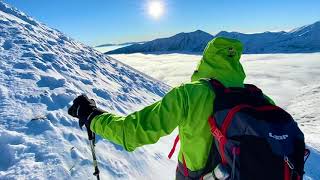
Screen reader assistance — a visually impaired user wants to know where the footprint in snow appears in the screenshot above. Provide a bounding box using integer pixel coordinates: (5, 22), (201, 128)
(26, 118), (54, 135)
(2, 40), (14, 50)
(13, 62), (33, 69)
(41, 53), (58, 62)
(36, 75), (66, 90)
(93, 88), (111, 101)
(33, 61), (49, 71)
(40, 92), (73, 111)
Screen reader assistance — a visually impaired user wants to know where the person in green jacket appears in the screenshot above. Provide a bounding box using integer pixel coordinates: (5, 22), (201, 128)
(68, 37), (273, 179)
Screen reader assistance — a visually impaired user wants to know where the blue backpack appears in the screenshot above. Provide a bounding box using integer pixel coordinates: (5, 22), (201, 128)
(207, 79), (309, 180)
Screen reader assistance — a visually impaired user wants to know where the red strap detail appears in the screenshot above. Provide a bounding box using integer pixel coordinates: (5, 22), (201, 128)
(221, 105), (281, 135)
(305, 149), (309, 155)
(182, 153), (189, 177)
(297, 175), (301, 180)
(232, 147), (240, 155)
(208, 105), (280, 165)
(284, 161), (290, 180)
(168, 135), (180, 159)
(221, 104), (249, 135)
(208, 116), (228, 165)
(208, 117), (224, 141)
(211, 79), (225, 88)
(224, 88), (232, 93)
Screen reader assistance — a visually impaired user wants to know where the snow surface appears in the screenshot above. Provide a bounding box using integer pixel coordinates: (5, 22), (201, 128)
(0, 2), (180, 180)
(111, 53), (320, 179)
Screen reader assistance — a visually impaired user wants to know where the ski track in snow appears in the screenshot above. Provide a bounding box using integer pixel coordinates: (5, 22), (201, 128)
(110, 53), (320, 179)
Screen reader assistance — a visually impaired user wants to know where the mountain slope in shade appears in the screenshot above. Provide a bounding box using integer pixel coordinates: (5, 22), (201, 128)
(106, 30), (214, 54)
(106, 21), (320, 54)
(0, 2), (178, 179)
(216, 21), (320, 53)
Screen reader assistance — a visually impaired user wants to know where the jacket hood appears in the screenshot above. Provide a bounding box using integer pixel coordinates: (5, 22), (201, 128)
(191, 37), (246, 87)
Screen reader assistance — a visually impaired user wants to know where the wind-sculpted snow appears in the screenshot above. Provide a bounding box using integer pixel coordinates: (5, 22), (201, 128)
(0, 2), (176, 179)
(287, 85), (320, 150)
(287, 85), (320, 179)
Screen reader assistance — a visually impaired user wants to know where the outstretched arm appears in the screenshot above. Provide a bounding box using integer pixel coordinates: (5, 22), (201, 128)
(90, 86), (188, 151)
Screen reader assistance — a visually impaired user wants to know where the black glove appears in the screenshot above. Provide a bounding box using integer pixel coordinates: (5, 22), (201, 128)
(68, 95), (104, 131)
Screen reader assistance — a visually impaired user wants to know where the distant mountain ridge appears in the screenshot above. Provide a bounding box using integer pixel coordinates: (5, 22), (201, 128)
(95, 41), (146, 48)
(106, 30), (214, 54)
(106, 21), (320, 54)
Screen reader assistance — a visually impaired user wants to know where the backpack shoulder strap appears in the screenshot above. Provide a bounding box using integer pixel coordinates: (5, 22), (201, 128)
(244, 84), (263, 95)
(208, 79), (270, 108)
(208, 78), (264, 96)
(208, 79), (226, 95)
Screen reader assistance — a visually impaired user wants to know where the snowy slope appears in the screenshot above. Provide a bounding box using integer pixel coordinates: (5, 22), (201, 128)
(106, 21), (320, 54)
(0, 2), (180, 180)
(111, 53), (320, 179)
(287, 84), (320, 179)
(287, 84), (320, 151)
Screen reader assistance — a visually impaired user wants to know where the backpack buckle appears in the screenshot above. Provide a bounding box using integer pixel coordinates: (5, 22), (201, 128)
(208, 116), (225, 143)
(284, 156), (295, 170)
(212, 128), (224, 143)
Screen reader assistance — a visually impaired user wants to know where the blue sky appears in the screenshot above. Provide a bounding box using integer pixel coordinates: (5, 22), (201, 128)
(4, 0), (320, 46)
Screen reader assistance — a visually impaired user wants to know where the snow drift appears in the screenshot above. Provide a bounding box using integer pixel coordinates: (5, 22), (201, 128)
(0, 2), (178, 179)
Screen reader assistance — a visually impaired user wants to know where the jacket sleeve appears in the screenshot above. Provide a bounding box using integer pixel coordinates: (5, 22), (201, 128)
(90, 86), (188, 151)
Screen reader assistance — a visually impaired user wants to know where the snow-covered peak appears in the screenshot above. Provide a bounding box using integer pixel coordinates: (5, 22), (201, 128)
(172, 29), (213, 39)
(106, 29), (214, 54)
(0, 1), (174, 179)
(105, 21), (320, 54)
(289, 21), (320, 33)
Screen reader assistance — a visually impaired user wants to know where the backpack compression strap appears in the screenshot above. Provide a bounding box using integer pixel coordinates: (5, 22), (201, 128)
(168, 136), (190, 177)
(209, 79), (262, 95)
(208, 78), (274, 166)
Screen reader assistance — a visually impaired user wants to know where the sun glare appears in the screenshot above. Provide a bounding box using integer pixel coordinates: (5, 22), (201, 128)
(148, 1), (164, 19)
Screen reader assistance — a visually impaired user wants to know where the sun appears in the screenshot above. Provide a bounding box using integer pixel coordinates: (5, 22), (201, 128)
(148, 1), (164, 19)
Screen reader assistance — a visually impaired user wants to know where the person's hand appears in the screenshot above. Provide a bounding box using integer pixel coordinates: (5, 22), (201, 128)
(68, 95), (104, 131)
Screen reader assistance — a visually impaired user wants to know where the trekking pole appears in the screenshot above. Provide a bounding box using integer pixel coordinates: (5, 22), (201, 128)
(87, 129), (100, 180)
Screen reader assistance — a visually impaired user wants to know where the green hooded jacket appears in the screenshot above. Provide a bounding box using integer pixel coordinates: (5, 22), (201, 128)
(90, 37), (274, 172)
